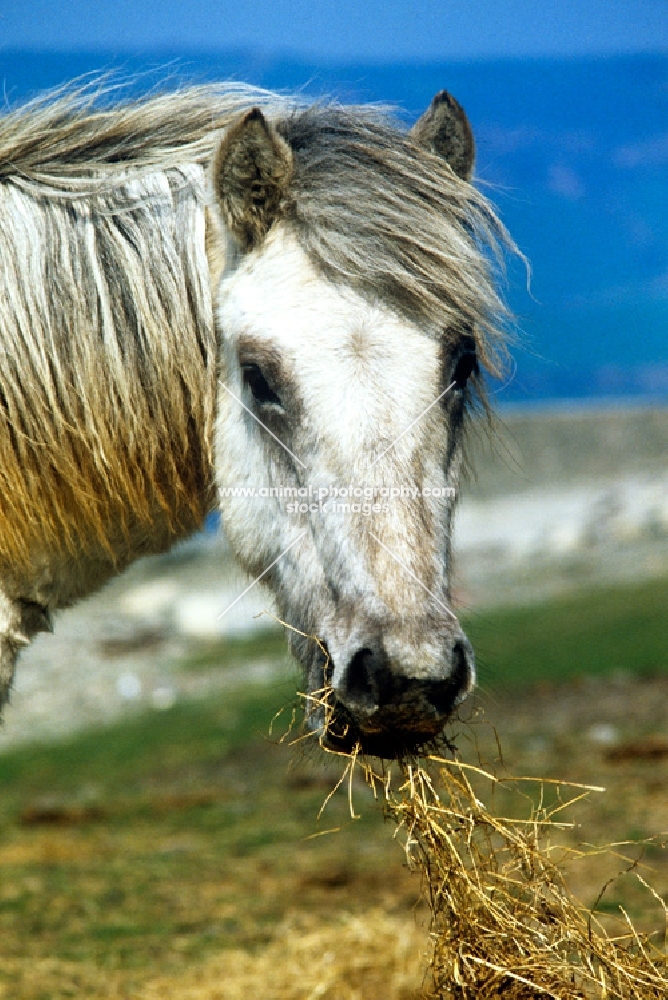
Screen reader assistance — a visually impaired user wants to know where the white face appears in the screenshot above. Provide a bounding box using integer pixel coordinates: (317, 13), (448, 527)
(214, 226), (474, 756)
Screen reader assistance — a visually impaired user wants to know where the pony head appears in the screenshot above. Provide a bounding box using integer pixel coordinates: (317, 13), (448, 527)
(209, 93), (508, 758)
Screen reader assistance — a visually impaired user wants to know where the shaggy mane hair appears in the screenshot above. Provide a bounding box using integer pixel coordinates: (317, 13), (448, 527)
(0, 81), (511, 571)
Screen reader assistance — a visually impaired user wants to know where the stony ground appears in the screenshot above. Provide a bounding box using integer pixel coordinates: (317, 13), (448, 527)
(0, 535), (284, 749)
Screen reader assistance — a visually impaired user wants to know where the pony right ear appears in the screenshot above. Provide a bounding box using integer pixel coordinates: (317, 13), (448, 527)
(212, 108), (293, 252)
(410, 90), (475, 181)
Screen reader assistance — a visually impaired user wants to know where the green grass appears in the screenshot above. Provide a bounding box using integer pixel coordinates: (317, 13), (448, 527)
(0, 671), (300, 805)
(178, 628), (288, 673)
(0, 674), (403, 994)
(462, 577), (668, 692)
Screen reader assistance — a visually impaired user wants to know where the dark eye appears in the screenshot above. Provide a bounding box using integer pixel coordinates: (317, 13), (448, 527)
(450, 336), (479, 389)
(452, 350), (478, 389)
(242, 364), (282, 407)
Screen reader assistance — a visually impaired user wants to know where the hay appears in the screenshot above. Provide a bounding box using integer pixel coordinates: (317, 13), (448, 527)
(355, 753), (668, 1000)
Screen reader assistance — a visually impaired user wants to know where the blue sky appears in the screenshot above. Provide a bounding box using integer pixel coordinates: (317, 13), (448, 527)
(1, 0), (667, 60)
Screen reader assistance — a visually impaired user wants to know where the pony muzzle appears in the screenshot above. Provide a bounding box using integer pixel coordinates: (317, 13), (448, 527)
(309, 629), (476, 758)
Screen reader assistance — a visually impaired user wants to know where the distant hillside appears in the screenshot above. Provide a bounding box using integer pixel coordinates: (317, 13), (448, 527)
(1, 51), (666, 403)
(465, 403), (668, 496)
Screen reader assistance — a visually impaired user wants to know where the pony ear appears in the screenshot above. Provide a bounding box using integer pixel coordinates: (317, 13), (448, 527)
(410, 90), (475, 181)
(212, 108), (293, 252)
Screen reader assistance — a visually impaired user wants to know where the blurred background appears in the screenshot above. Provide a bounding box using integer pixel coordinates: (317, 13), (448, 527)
(0, 5), (667, 998)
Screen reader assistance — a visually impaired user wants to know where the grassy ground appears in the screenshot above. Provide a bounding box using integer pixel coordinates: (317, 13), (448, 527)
(0, 674), (426, 998)
(0, 578), (667, 998)
(465, 576), (668, 690)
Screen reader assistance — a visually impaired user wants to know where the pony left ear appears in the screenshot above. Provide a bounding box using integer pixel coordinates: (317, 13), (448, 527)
(410, 90), (475, 181)
(212, 107), (293, 252)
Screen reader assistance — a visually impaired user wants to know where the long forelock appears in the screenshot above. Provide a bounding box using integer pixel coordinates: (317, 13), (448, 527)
(275, 105), (515, 382)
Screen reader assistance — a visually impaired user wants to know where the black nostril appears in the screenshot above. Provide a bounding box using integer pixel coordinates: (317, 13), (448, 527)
(337, 646), (389, 715)
(346, 648), (376, 702)
(425, 641), (472, 716)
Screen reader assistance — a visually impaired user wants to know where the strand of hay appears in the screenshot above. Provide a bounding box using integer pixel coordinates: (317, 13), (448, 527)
(361, 754), (668, 1000)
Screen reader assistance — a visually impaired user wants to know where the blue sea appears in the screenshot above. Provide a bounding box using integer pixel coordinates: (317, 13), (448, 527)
(1, 49), (667, 406)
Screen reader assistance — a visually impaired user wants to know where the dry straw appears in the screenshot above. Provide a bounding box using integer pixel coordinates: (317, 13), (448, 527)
(271, 619), (668, 998)
(374, 754), (667, 999)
